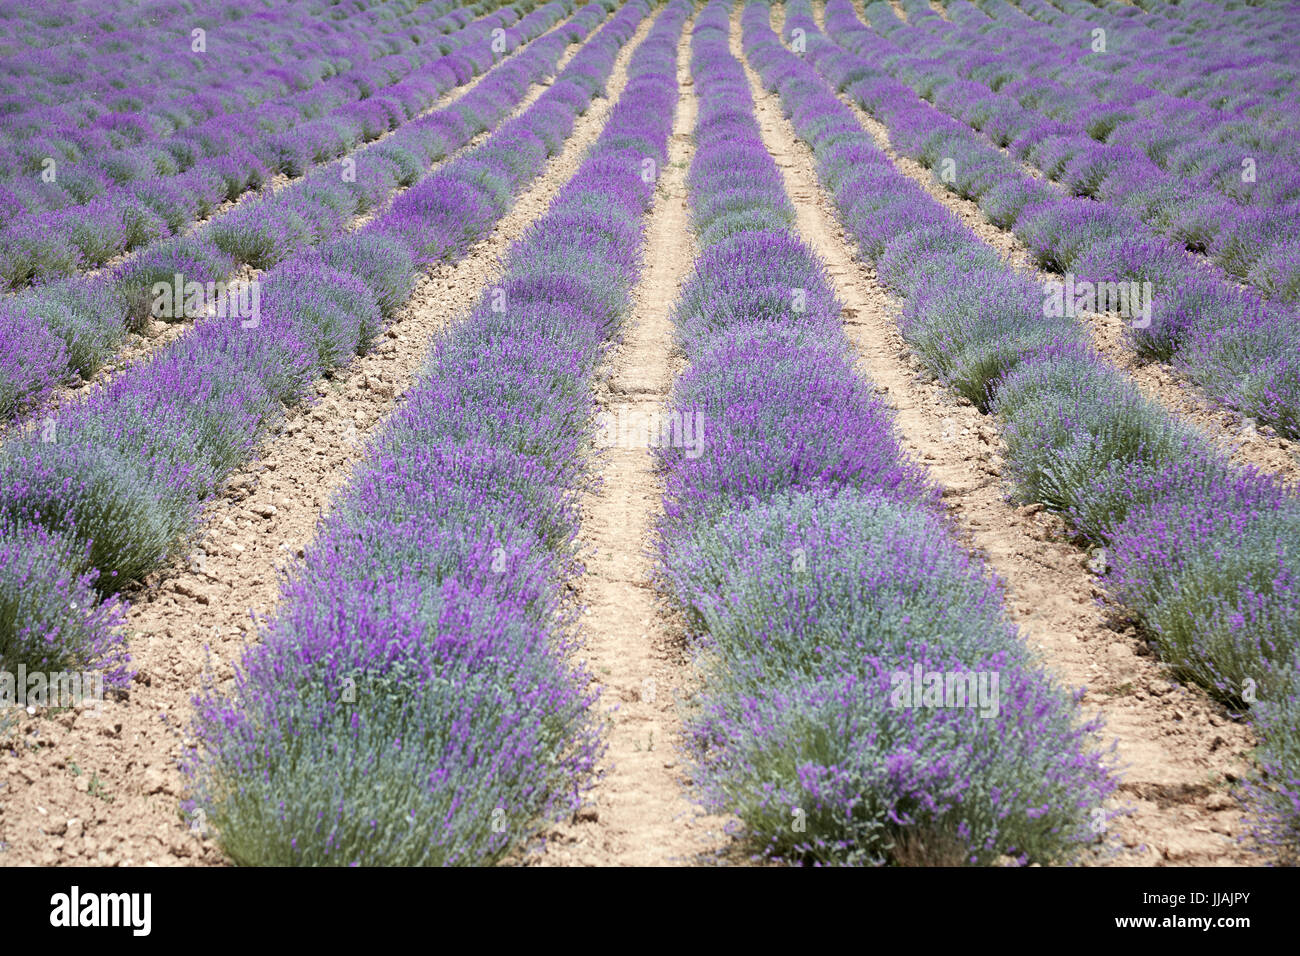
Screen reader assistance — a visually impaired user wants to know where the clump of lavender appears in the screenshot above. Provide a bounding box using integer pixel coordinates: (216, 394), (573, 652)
(1104, 459), (1300, 704)
(114, 237), (237, 328)
(13, 277), (128, 379)
(1243, 658), (1300, 866)
(0, 306), (69, 419)
(0, 520), (129, 689)
(0, 221), (83, 290)
(207, 201), (315, 269)
(318, 233), (416, 320)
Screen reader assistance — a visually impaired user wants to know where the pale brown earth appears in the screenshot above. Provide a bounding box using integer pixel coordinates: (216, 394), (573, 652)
(0, 14), (655, 867)
(533, 14), (739, 867)
(756, 1), (1256, 866)
(813, 2), (1299, 483)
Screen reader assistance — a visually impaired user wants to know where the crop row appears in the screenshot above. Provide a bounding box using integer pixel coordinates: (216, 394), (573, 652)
(995, 0), (1297, 73)
(761, 0), (1299, 861)
(887, 0), (1300, 299)
(648, 0), (1115, 866)
(0, 0), (588, 423)
(0, 0), (372, 121)
(0, 1), (542, 288)
(817, 0), (1300, 440)
(0, 0), (479, 178)
(0, 0), (619, 695)
(183, 0), (690, 866)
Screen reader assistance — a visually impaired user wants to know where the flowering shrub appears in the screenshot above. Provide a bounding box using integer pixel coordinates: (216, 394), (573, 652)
(185, 0), (691, 866)
(647, 0), (1118, 866)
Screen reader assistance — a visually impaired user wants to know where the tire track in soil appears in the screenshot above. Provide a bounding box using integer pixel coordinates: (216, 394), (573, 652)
(16, 11), (608, 436)
(0, 15), (659, 868)
(532, 14), (737, 868)
(823, 1), (1299, 479)
(748, 3), (1256, 866)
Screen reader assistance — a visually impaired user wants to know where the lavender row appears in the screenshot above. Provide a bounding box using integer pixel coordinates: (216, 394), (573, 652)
(646, 0), (1116, 866)
(976, 0), (1300, 94)
(182, 0), (685, 867)
(0, 1), (472, 184)
(0, 0), (477, 168)
(848, 0), (1300, 301)
(816, 0), (1300, 440)
(755, 0), (1300, 863)
(0, 0), (620, 696)
(0, 2), (543, 287)
(0, 1), (589, 425)
(1018, 0), (1298, 70)
(858, 1), (1300, 256)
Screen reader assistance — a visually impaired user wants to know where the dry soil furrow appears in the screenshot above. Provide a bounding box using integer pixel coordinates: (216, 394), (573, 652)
(0, 16), (658, 868)
(745, 3), (1255, 866)
(808, 2), (1298, 481)
(533, 15), (735, 868)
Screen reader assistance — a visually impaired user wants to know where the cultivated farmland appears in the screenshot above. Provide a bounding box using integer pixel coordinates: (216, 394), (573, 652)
(0, 0), (1297, 872)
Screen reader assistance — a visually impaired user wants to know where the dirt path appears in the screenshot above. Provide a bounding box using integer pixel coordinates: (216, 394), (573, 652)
(0, 14), (659, 868)
(533, 15), (736, 867)
(749, 3), (1256, 866)
(810, 3), (1298, 481)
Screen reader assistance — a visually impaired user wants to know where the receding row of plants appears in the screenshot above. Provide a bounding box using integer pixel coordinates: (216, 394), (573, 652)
(755, 0), (1300, 863)
(0, 0), (441, 150)
(183, 0), (691, 866)
(0, 0), (475, 143)
(643, 0), (1117, 867)
(969, 0), (1300, 107)
(0, 0), (515, 242)
(0, 1), (622, 704)
(819, 0), (1300, 441)
(0, 1), (592, 425)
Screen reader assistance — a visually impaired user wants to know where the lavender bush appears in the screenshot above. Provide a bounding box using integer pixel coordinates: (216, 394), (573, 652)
(184, 0), (685, 866)
(649, 0), (1117, 866)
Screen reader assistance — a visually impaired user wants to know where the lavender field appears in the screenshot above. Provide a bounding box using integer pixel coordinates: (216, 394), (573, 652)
(0, 0), (1297, 871)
